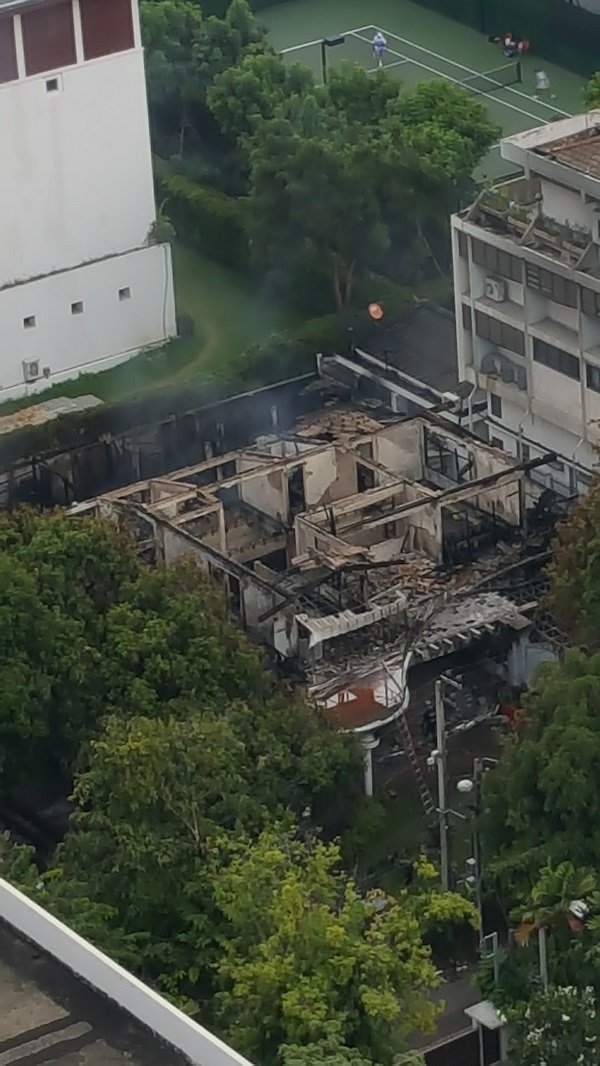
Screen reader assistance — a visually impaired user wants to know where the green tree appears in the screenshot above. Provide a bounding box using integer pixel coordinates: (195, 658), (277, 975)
(385, 80), (499, 179)
(280, 1023), (384, 1066)
(192, 0), (266, 89)
(140, 0), (205, 147)
(507, 985), (599, 1066)
(247, 122), (389, 308)
(0, 831), (132, 963)
(0, 510), (137, 789)
(482, 651), (600, 901)
(508, 860), (600, 994)
(585, 71), (600, 109)
(210, 833), (478, 1063)
(207, 52), (314, 142)
(323, 64), (402, 127)
(546, 479), (600, 644)
(243, 71), (497, 307)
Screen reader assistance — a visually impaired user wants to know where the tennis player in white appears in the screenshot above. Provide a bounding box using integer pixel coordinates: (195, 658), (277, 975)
(372, 31), (387, 69)
(534, 69), (555, 100)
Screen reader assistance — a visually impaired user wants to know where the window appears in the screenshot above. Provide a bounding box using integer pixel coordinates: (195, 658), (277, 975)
(118, 287), (131, 301)
(490, 394), (502, 418)
(491, 436), (504, 450)
(22, 1), (76, 76)
(474, 310), (525, 356)
(356, 463), (375, 493)
(586, 362), (600, 394)
(383, 522), (396, 539)
(46, 77), (59, 92)
(457, 231), (468, 258)
(581, 286), (600, 318)
(0, 17), (18, 84)
(525, 263), (578, 308)
(520, 443), (531, 462)
(471, 238), (521, 281)
(80, 0), (135, 60)
(71, 301), (84, 315)
(533, 338), (580, 380)
(23, 315), (36, 329)
(461, 303), (472, 332)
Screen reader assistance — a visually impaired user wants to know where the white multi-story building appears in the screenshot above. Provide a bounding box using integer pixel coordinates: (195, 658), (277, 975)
(0, 0), (176, 399)
(451, 110), (600, 495)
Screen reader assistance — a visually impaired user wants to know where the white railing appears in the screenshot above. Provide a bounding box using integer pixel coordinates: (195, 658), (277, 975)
(0, 879), (253, 1066)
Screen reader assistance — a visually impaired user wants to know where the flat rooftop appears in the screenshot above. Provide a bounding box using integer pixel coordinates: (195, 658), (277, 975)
(0, 921), (188, 1066)
(357, 303), (459, 394)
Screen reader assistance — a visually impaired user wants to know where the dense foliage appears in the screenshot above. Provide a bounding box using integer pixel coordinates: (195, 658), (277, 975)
(478, 477), (600, 1012)
(142, 0), (499, 311)
(0, 510), (480, 1065)
(482, 652), (600, 898)
(507, 985), (600, 1066)
(546, 478), (600, 645)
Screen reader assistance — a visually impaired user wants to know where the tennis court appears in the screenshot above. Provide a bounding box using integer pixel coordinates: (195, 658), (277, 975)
(263, 0), (588, 179)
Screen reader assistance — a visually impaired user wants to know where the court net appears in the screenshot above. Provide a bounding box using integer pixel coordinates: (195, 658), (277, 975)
(458, 60), (521, 96)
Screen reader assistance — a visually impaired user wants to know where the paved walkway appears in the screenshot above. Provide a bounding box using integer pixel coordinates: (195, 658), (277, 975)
(407, 970), (480, 1050)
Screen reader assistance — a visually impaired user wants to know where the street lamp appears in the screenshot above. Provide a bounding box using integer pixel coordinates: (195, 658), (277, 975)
(320, 35), (345, 84)
(457, 758), (498, 953)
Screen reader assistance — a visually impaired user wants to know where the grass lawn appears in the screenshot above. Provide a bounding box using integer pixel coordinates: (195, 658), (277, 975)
(0, 244), (301, 416)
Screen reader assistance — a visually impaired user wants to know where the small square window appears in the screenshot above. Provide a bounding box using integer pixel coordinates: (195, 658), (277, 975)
(118, 287), (131, 301)
(491, 436), (504, 451)
(46, 78), (59, 92)
(23, 315), (36, 329)
(71, 301), (84, 315)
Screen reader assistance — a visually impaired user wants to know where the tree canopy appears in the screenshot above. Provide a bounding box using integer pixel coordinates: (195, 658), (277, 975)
(142, 0), (499, 309)
(482, 651), (600, 900)
(546, 478), (600, 645)
(0, 509), (480, 1065)
(507, 985), (599, 1066)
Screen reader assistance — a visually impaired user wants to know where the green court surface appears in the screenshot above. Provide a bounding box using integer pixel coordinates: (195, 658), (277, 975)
(263, 0), (588, 179)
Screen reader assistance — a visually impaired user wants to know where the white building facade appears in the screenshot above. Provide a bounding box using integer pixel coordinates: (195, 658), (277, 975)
(0, 0), (176, 399)
(451, 111), (600, 496)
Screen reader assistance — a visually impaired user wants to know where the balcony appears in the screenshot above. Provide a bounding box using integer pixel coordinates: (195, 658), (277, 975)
(529, 317), (579, 352)
(476, 350), (527, 392)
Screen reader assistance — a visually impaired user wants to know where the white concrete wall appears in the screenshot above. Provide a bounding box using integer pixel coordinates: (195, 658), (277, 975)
(540, 180), (591, 231)
(373, 421), (423, 480)
(0, 243), (176, 398)
(240, 468), (286, 523)
(0, 49), (157, 285)
(0, 879), (253, 1066)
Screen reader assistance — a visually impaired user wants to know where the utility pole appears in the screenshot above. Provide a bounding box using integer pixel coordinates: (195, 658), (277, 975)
(472, 758), (485, 952)
(539, 925), (549, 989)
(435, 679), (450, 891)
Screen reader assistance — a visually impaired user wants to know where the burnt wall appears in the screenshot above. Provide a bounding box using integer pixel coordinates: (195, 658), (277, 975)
(0, 375), (320, 510)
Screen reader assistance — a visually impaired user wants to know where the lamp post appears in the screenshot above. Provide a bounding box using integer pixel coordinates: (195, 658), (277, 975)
(457, 757), (498, 952)
(427, 675), (463, 891)
(320, 35), (345, 84)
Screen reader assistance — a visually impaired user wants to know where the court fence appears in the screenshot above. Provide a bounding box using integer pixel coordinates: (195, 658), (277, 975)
(412, 0), (600, 80)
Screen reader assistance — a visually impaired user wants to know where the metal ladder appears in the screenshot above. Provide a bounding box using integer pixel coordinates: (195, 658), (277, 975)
(396, 711), (436, 815)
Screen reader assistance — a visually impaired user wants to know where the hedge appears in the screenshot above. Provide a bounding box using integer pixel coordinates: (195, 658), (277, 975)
(234, 314), (354, 386)
(0, 316), (342, 463)
(154, 161), (249, 273)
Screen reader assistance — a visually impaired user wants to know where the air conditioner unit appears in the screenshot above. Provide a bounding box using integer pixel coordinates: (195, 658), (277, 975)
(480, 352), (500, 377)
(484, 276), (507, 302)
(22, 359), (40, 383)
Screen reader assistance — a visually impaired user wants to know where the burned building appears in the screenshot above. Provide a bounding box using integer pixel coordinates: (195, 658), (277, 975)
(73, 402), (562, 790)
